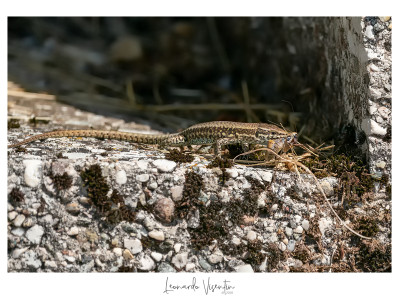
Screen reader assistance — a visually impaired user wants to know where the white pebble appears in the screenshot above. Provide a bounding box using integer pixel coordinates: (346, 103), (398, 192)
(23, 160), (42, 188)
(25, 225), (44, 244)
(186, 263), (196, 271)
(234, 264), (254, 273)
(8, 211), (18, 221)
(172, 252), (188, 269)
(138, 255), (155, 271)
(13, 214), (26, 227)
(115, 170), (127, 185)
(365, 25), (374, 39)
(246, 230), (257, 241)
(170, 186), (184, 201)
(301, 219), (310, 231)
(124, 238), (142, 254)
(148, 230), (165, 241)
(208, 251), (224, 264)
(137, 160), (149, 171)
(151, 252), (163, 262)
(12, 247), (29, 258)
(136, 173), (150, 183)
(174, 243), (182, 253)
(153, 159), (177, 172)
(67, 226), (79, 236)
(319, 217), (333, 236)
(113, 247), (123, 256)
(294, 226), (303, 234)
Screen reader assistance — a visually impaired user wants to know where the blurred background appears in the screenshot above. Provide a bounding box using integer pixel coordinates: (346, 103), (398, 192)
(8, 17), (332, 143)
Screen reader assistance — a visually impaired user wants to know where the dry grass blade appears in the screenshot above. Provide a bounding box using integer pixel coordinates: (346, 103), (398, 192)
(233, 147), (372, 240)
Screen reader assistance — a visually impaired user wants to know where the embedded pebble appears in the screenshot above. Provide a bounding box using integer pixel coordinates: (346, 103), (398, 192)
(137, 160), (149, 170)
(44, 261), (57, 269)
(23, 250), (42, 269)
(174, 243), (182, 253)
(154, 197), (175, 223)
(301, 219), (310, 231)
(123, 249), (134, 260)
(170, 186), (183, 201)
(285, 227), (293, 236)
(370, 119), (387, 136)
(136, 173), (150, 183)
(11, 227), (25, 236)
(115, 170), (127, 185)
(22, 217), (34, 228)
(65, 202), (80, 215)
(171, 252), (188, 269)
(186, 263), (196, 271)
(124, 238), (142, 254)
(232, 237), (241, 245)
(138, 255), (155, 271)
(199, 257), (212, 271)
(319, 218), (333, 236)
(320, 181), (334, 197)
(246, 230), (257, 241)
(25, 224), (44, 244)
(294, 226), (303, 234)
(23, 160), (42, 188)
(67, 226), (79, 236)
(278, 241), (286, 251)
(151, 252), (163, 262)
(13, 214), (26, 227)
(158, 262), (176, 273)
(12, 247), (29, 259)
(153, 159), (176, 172)
(113, 247), (123, 256)
(208, 251), (224, 264)
(148, 230), (165, 241)
(376, 161), (386, 169)
(287, 240), (296, 252)
(8, 211), (18, 221)
(365, 25), (374, 39)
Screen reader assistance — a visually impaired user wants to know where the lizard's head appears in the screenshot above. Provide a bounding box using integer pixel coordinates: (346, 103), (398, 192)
(255, 124), (297, 152)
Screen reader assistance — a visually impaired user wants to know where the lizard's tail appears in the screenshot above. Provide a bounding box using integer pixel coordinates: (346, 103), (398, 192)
(8, 130), (182, 148)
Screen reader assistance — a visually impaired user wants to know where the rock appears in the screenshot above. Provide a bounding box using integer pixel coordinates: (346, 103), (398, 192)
(23, 160), (42, 187)
(158, 262), (176, 273)
(11, 227), (25, 236)
(22, 217), (34, 228)
(171, 252), (188, 269)
(23, 250), (42, 270)
(138, 255), (155, 271)
(320, 181), (334, 197)
(170, 186), (184, 201)
(44, 260), (57, 269)
(148, 181), (158, 190)
(154, 198), (175, 223)
(174, 243), (182, 253)
(376, 161), (386, 169)
(301, 219), (310, 231)
(12, 247), (29, 258)
(115, 170), (127, 185)
(8, 211), (18, 221)
(25, 225), (44, 244)
(136, 173), (150, 183)
(124, 238), (142, 254)
(13, 214), (26, 227)
(137, 160), (148, 170)
(294, 226), (303, 234)
(287, 240), (296, 252)
(246, 230), (257, 241)
(65, 202), (80, 215)
(208, 251), (224, 264)
(151, 252), (163, 262)
(199, 257), (212, 271)
(67, 226), (79, 236)
(123, 249), (134, 260)
(149, 230), (165, 241)
(278, 241), (286, 251)
(85, 229), (98, 243)
(113, 247), (123, 256)
(234, 264), (254, 273)
(232, 237), (241, 245)
(365, 25), (374, 39)
(186, 263), (196, 271)
(143, 217), (156, 231)
(319, 217), (333, 236)
(285, 227), (293, 236)
(153, 159), (177, 172)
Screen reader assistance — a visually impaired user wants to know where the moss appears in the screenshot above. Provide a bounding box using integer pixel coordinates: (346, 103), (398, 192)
(175, 171), (204, 218)
(9, 187), (25, 204)
(8, 119), (20, 129)
(266, 243), (286, 272)
(292, 244), (311, 263)
(354, 216), (379, 238)
(207, 157), (233, 185)
(56, 152), (67, 159)
(49, 171), (73, 190)
(80, 164), (134, 224)
(356, 240), (391, 272)
(165, 148), (194, 163)
(117, 265), (135, 272)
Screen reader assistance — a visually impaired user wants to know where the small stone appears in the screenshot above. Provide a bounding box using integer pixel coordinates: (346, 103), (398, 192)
(113, 247), (123, 256)
(115, 170), (127, 185)
(123, 249), (134, 260)
(232, 237), (241, 245)
(226, 169), (238, 178)
(285, 227), (293, 236)
(246, 230), (257, 241)
(13, 214), (26, 227)
(67, 226), (79, 236)
(137, 160), (148, 170)
(278, 241), (286, 252)
(319, 217), (333, 236)
(380, 16), (391, 22)
(12, 247), (29, 258)
(153, 159), (177, 172)
(149, 230), (165, 241)
(171, 252), (188, 269)
(124, 238), (142, 254)
(136, 173), (150, 183)
(186, 263), (196, 271)
(65, 256), (76, 263)
(25, 224), (44, 244)
(23, 160), (42, 188)
(11, 227), (25, 236)
(65, 202), (80, 215)
(287, 240), (296, 252)
(320, 181), (334, 197)
(23, 250), (42, 270)
(170, 186), (184, 201)
(154, 198), (175, 223)
(143, 217), (156, 231)
(174, 243), (182, 253)
(148, 181), (158, 190)
(151, 252), (163, 262)
(370, 119), (387, 136)
(22, 217), (34, 228)
(235, 264), (254, 273)
(199, 257), (212, 271)
(208, 251), (224, 264)
(369, 63), (380, 72)
(301, 219), (310, 231)
(85, 229), (98, 243)
(8, 211), (18, 221)
(365, 25), (374, 39)
(138, 255), (155, 271)
(376, 161), (386, 169)
(294, 226), (303, 234)
(44, 261), (57, 269)
(158, 262), (176, 273)
(271, 204), (278, 211)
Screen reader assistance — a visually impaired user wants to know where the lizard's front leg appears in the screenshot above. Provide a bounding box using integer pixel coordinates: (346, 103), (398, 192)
(213, 137), (239, 157)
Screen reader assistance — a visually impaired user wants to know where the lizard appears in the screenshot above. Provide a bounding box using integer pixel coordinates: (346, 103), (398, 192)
(8, 121), (297, 156)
